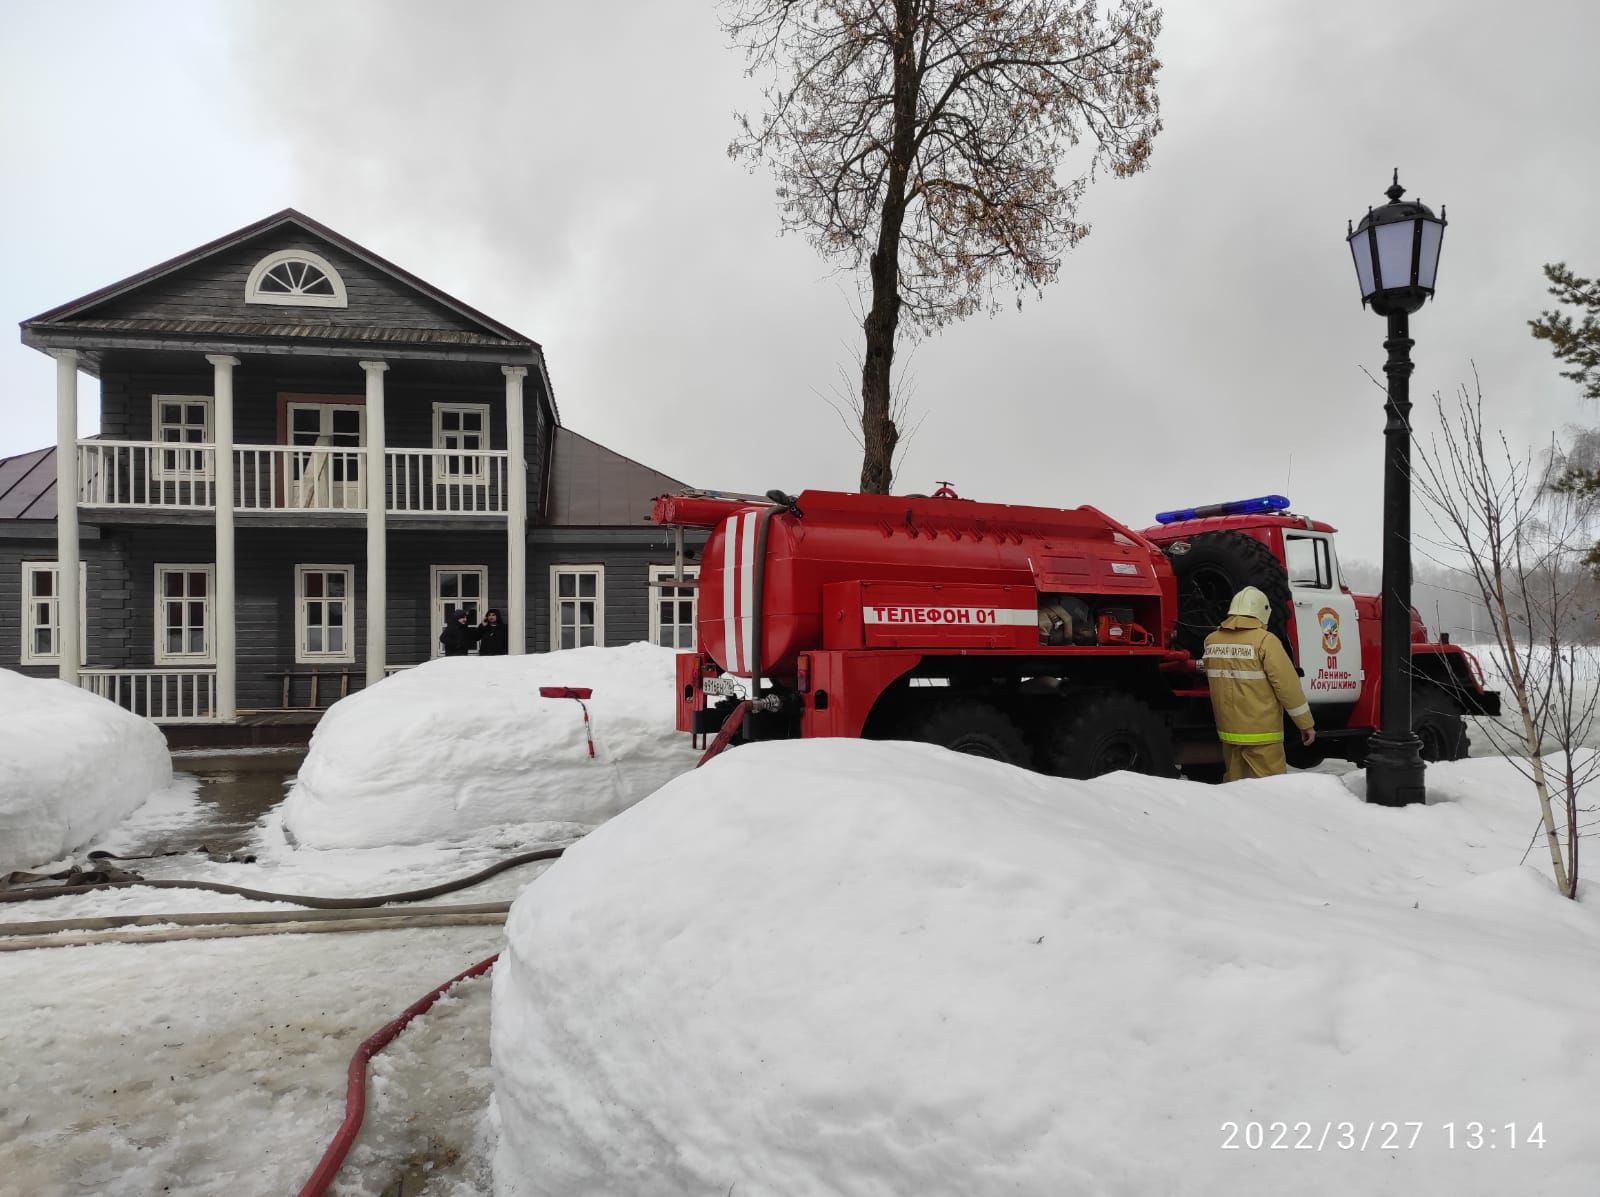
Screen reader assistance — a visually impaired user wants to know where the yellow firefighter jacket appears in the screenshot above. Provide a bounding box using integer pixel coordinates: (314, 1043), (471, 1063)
(1202, 615), (1315, 745)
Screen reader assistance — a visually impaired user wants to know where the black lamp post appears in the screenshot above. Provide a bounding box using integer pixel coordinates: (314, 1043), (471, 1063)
(1346, 170), (1447, 807)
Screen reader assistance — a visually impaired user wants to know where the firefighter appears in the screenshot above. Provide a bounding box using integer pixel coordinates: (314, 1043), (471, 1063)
(1203, 586), (1315, 780)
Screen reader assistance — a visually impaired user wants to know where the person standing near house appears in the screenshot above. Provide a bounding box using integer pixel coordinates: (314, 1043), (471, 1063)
(1203, 586), (1315, 780)
(439, 607), (477, 657)
(476, 608), (509, 656)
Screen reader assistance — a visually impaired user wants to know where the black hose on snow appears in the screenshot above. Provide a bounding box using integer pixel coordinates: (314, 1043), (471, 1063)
(0, 846), (566, 908)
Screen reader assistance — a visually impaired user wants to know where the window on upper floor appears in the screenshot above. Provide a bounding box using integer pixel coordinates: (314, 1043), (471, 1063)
(433, 404), (490, 484)
(152, 395), (213, 482)
(245, 249), (348, 309)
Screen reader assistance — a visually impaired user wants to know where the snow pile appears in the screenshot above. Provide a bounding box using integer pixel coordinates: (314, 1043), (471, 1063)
(492, 742), (1600, 1197)
(282, 643), (699, 849)
(0, 670), (172, 874)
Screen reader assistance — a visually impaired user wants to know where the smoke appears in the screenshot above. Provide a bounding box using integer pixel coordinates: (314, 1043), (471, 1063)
(224, 0), (1600, 553)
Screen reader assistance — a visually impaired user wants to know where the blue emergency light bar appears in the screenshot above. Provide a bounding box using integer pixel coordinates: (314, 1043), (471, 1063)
(1154, 495), (1291, 524)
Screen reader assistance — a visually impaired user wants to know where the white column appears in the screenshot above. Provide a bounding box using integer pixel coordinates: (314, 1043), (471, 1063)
(361, 361), (389, 684)
(207, 355), (240, 720)
(503, 365), (529, 654)
(53, 350), (80, 686)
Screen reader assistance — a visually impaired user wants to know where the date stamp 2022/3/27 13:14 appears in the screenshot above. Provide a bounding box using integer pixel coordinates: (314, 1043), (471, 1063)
(1220, 1121), (1546, 1151)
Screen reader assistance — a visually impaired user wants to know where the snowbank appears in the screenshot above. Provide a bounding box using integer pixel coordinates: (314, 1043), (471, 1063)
(0, 670), (172, 874)
(282, 643), (700, 849)
(492, 742), (1599, 1197)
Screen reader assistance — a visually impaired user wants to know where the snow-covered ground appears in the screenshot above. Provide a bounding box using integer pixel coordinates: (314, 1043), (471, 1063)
(0, 670), (173, 874)
(492, 741), (1599, 1197)
(282, 643), (699, 849)
(3, 642), (1594, 1197)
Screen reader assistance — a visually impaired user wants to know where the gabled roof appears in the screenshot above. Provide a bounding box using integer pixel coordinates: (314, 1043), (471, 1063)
(545, 428), (690, 526)
(0, 446), (56, 521)
(23, 208), (539, 349)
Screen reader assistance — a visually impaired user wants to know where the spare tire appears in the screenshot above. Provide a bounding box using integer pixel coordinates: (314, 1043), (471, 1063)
(1166, 530), (1293, 658)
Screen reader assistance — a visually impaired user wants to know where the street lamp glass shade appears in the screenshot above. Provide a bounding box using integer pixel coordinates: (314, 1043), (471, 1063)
(1346, 172), (1446, 316)
(1417, 218), (1444, 290)
(1373, 222), (1414, 292)
(1349, 231), (1376, 297)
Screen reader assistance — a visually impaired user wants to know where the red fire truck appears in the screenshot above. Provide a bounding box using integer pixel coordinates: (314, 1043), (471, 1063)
(653, 488), (1500, 778)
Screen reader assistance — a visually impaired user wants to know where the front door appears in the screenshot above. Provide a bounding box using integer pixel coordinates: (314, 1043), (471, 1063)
(288, 404), (365, 509)
(1283, 532), (1363, 705)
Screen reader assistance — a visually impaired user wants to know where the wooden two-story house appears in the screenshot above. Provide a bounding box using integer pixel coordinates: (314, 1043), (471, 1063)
(3, 210), (703, 725)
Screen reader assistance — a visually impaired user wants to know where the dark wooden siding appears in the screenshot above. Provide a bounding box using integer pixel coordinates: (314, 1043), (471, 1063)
(79, 228), (486, 333)
(0, 535), (128, 677)
(384, 532), (510, 666)
(528, 529), (706, 652)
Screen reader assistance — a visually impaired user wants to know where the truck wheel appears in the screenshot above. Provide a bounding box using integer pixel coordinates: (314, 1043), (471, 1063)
(1167, 531), (1293, 658)
(900, 699), (1029, 767)
(1045, 691), (1176, 779)
(1413, 685), (1470, 761)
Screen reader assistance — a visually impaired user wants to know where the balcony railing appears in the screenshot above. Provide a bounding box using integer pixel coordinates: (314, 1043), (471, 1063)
(236, 445), (367, 512)
(386, 448), (508, 515)
(75, 442), (509, 515)
(79, 441), (216, 509)
(80, 669), (218, 723)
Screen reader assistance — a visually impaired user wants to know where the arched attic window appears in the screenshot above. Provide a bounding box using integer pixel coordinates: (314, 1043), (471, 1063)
(245, 249), (348, 308)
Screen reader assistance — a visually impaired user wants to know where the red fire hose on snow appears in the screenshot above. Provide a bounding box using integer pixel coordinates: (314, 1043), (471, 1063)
(298, 684), (733, 1195)
(296, 953), (500, 1197)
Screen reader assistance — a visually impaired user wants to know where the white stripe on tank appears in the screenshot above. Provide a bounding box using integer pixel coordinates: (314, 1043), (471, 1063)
(722, 514), (739, 672)
(739, 510), (758, 676)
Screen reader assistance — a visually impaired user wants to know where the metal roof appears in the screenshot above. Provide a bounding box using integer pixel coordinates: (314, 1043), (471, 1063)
(58, 317), (527, 348)
(544, 428), (691, 527)
(0, 446), (56, 521)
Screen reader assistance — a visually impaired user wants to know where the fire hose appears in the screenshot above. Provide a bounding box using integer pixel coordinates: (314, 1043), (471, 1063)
(0, 846), (566, 907)
(295, 705), (759, 1194)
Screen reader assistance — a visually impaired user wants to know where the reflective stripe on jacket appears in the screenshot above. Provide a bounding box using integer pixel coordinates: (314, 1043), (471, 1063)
(1202, 615), (1314, 744)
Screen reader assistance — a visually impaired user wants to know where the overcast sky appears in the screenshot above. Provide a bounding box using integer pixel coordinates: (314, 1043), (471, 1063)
(3, 0), (1596, 562)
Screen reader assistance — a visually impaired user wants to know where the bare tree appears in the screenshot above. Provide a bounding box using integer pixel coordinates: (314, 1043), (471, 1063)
(724, 0), (1163, 492)
(1413, 377), (1596, 899)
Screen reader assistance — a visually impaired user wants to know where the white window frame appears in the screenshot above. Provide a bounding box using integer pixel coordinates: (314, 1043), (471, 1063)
(154, 564), (216, 665)
(648, 564), (698, 650)
(295, 565), (356, 664)
(432, 403), (491, 485)
(287, 402), (366, 508)
(244, 248), (349, 308)
(430, 565), (489, 658)
(550, 565), (605, 650)
(19, 562), (87, 666)
(151, 394), (214, 484)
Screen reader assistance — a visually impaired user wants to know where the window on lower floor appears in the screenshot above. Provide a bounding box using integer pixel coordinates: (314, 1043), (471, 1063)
(19, 562), (86, 665)
(296, 566), (355, 663)
(649, 564), (698, 649)
(432, 566), (487, 657)
(155, 565), (215, 664)
(551, 565), (604, 649)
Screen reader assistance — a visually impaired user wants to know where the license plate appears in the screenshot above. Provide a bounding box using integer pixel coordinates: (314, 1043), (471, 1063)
(702, 675), (745, 698)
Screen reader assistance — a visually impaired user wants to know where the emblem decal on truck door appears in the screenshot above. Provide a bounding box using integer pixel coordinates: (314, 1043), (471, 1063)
(1318, 607), (1342, 654)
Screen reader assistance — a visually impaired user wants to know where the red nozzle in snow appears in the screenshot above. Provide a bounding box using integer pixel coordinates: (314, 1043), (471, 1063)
(539, 687), (596, 757)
